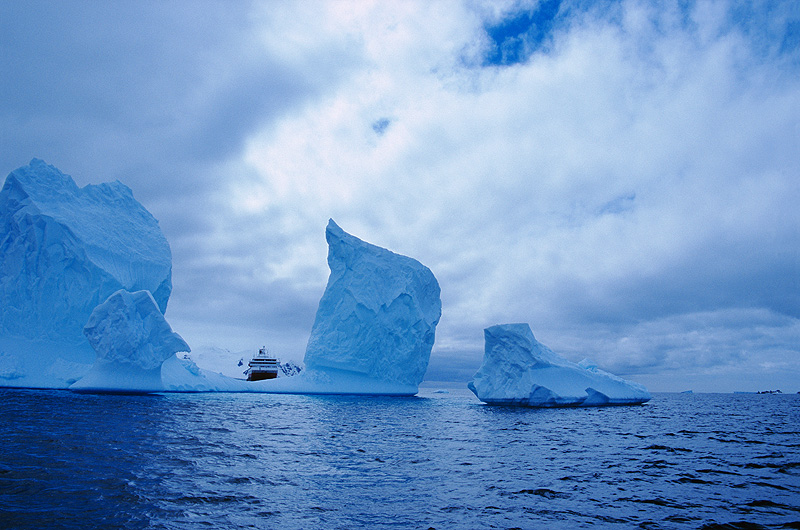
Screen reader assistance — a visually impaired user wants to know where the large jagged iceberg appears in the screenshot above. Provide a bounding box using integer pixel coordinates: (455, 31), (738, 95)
(70, 290), (190, 393)
(246, 219), (442, 395)
(468, 323), (651, 406)
(0, 159), (173, 388)
(304, 220), (441, 387)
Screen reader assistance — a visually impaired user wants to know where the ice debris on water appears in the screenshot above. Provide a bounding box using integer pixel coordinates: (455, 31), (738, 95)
(468, 323), (651, 407)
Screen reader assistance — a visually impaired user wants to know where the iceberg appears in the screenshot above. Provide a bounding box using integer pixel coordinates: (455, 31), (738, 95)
(468, 323), (651, 406)
(0, 159), (173, 388)
(70, 290), (190, 393)
(300, 220), (441, 390)
(227, 219), (442, 395)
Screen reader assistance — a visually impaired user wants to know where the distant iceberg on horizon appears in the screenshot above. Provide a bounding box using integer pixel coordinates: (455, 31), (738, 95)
(468, 323), (651, 407)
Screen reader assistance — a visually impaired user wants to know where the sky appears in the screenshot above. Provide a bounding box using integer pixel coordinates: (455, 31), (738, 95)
(1, 0), (798, 392)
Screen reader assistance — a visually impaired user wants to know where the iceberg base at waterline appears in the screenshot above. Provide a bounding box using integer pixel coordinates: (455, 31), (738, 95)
(0, 348), (419, 395)
(468, 323), (651, 407)
(161, 360), (419, 395)
(60, 288), (347, 394)
(0, 337), (94, 389)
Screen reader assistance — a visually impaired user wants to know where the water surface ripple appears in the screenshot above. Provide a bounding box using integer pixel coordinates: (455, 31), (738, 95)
(1, 389), (798, 529)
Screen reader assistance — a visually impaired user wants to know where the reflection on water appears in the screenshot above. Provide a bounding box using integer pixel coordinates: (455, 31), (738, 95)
(1, 389), (798, 529)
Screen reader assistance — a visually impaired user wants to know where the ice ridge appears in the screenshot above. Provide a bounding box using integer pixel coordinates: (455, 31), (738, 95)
(71, 289), (190, 393)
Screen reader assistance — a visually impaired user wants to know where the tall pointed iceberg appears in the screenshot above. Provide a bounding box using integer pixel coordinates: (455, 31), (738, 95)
(304, 220), (442, 387)
(241, 219), (442, 395)
(0, 159), (173, 388)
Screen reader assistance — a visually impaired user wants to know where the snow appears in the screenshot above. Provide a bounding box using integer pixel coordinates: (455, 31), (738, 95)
(0, 159), (172, 388)
(181, 345), (255, 380)
(0, 337), (93, 388)
(468, 323), (651, 407)
(183, 345), (302, 380)
(70, 290), (189, 392)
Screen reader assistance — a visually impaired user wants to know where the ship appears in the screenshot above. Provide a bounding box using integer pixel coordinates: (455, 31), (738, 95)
(245, 347), (279, 381)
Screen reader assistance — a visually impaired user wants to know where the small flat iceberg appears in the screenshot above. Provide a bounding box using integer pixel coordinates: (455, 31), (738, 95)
(468, 323), (651, 407)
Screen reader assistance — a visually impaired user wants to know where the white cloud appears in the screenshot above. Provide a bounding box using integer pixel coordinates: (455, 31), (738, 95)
(226, 0), (800, 389)
(2, 0), (797, 390)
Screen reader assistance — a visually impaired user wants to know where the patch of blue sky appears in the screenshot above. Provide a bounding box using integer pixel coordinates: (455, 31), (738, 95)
(371, 117), (391, 136)
(781, 21), (800, 55)
(477, 0), (799, 68)
(727, 1), (800, 61)
(597, 193), (636, 216)
(482, 0), (563, 66)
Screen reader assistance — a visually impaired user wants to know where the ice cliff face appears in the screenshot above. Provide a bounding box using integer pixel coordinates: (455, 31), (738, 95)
(468, 323), (651, 407)
(0, 159), (172, 344)
(303, 220), (442, 389)
(71, 289), (189, 392)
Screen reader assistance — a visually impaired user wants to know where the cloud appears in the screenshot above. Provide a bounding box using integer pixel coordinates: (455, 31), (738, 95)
(557, 308), (800, 393)
(2, 0), (798, 391)
(0, 0), (360, 362)
(0, 0), (352, 197)
(235, 0), (799, 387)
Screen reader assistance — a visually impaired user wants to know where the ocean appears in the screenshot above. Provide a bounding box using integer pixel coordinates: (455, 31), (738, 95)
(1, 388), (798, 529)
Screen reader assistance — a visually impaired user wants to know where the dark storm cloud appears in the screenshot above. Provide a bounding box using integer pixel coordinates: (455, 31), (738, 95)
(0, 0), (358, 357)
(0, 0), (340, 197)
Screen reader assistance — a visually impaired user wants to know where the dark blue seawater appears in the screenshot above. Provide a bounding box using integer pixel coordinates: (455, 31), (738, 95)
(1, 389), (798, 530)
